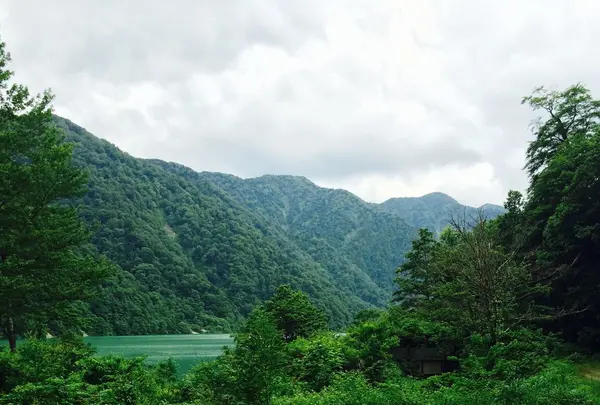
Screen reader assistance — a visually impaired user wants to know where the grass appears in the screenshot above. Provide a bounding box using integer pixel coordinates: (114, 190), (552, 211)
(573, 361), (600, 402)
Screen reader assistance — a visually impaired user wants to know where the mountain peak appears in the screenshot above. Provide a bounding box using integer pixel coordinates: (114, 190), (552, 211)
(378, 191), (504, 234)
(256, 174), (314, 185)
(418, 192), (459, 205)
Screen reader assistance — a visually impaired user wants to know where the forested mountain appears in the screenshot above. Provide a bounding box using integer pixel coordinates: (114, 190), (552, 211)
(379, 192), (505, 234)
(52, 116), (502, 336)
(161, 168), (417, 289)
(5, 20), (600, 402)
(56, 117), (401, 335)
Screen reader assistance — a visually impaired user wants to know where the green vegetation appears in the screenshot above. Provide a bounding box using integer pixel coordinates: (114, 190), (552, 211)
(54, 117), (499, 335)
(379, 191), (505, 234)
(3, 31), (600, 403)
(2, 291), (600, 404)
(263, 285), (327, 343)
(58, 117), (383, 334)
(497, 84), (600, 351)
(191, 171), (419, 290)
(0, 40), (113, 351)
(394, 217), (561, 345)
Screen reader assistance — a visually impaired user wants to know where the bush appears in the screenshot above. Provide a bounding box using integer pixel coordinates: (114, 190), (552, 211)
(0, 337), (94, 393)
(273, 372), (424, 405)
(0, 338), (181, 405)
(461, 328), (559, 380)
(287, 332), (347, 391)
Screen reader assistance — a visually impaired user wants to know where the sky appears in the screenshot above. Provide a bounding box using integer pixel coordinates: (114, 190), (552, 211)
(0, 0), (598, 206)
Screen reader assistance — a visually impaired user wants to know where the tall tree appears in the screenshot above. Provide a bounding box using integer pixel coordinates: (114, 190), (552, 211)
(508, 84), (600, 348)
(393, 228), (438, 308)
(522, 129), (600, 347)
(263, 285), (327, 343)
(232, 308), (287, 405)
(0, 39), (112, 350)
(522, 84), (600, 180)
(394, 215), (563, 344)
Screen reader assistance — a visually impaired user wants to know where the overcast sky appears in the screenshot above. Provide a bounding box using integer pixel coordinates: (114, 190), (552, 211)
(0, 0), (598, 206)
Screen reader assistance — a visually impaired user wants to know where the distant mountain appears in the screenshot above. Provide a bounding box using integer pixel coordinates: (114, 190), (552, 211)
(56, 117), (413, 335)
(378, 192), (506, 234)
(161, 169), (417, 290)
(52, 115), (505, 336)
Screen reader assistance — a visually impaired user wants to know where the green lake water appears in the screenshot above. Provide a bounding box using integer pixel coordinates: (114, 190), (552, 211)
(87, 334), (234, 375)
(3, 334), (234, 376)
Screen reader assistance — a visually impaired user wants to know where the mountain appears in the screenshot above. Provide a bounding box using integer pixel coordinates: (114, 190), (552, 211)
(53, 116), (504, 336)
(56, 117), (399, 335)
(157, 168), (417, 290)
(379, 192), (506, 234)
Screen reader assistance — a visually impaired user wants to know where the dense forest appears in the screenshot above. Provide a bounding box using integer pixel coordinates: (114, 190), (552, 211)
(4, 34), (600, 404)
(379, 191), (506, 234)
(46, 116), (501, 336)
(57, 116), (377, 334)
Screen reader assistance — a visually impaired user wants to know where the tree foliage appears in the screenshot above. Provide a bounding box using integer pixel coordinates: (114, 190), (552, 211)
(0, 39), (112, 350)
(522, 84), (600, 179)
(234, 309), (288, 405)
(394, 214), (559, 344)
(499, 84), (600, 349)
(263, 285), (327, 343)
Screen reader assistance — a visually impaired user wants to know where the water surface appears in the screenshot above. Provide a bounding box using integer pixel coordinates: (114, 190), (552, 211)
(87, 334), (234, 375)
(2, 334), (234, 376)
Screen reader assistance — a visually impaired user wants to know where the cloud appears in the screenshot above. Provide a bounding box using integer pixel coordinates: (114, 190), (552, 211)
(1, 0), (599, 206)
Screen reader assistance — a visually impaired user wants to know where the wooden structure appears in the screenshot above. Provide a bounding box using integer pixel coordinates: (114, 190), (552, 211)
(390, 346), (458, 376)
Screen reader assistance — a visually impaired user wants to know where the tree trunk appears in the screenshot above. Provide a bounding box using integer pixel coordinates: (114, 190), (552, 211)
(6, 317), (16, 352)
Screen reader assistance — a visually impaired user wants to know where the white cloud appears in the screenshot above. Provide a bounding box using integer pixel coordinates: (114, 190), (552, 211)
(316, 162), (503, 207)
(1, 0), (599, 206)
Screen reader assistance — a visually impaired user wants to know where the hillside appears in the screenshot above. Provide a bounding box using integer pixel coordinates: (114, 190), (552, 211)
(53, 116), (504, 336)
(379, 192), (506, 234)
(56, 117), (392, 335)
(156, 167), (417, 290)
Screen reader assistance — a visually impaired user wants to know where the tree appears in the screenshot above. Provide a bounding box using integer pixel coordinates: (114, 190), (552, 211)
(522, 129), (600, 347)
(350, 308), (383, 326)
(494, 190), (526, 251)
(502, 84), (600, 348)
(394, 215), (562, 345)
(393, 228), (438, 308)
(232, 308), (287, 405)
(522, 83), (600, 180)
(0, 38), (112, 351)
(263, 285), (327, 343)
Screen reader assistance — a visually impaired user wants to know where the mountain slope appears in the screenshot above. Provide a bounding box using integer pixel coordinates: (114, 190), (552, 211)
(379, 192), (506, 234)
(154, 168), (417, 291)
(56, 117), (380, 334)
(53, 116), (504, 336)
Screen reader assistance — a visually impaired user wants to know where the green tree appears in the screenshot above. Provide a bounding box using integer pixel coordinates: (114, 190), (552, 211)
(506, 84), (600, 348)
(0, 39), (112, 350)
(351, 308), (383, 326)
(287, 333), (347, 392)
(495, 190), (526, 251)
(264, 285), (327, 343)
(394, 216), (559, 344)
(233, 308), (287, 405)
(393, 228), (438, 308)
(522, 83), (600, 179)
(523, 129), (600, 347)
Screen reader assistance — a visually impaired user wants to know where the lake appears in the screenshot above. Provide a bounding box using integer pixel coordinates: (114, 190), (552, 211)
(3, 334), (234, 376)
(88, 334), (234, 375)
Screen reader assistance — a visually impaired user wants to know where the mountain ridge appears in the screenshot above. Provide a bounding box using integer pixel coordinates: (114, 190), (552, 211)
(53, 115), (505, 335)
(379, 193), (505, 234)
(145, 160), (500, 211)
